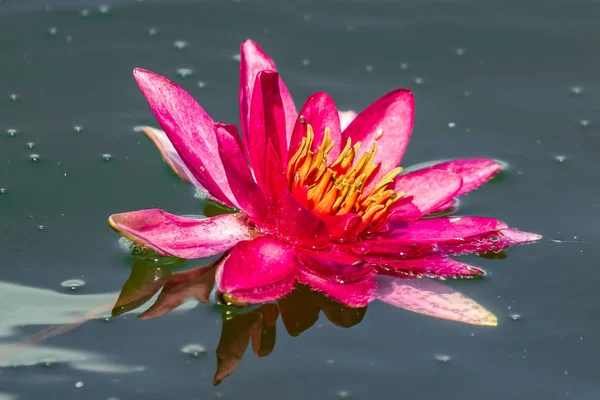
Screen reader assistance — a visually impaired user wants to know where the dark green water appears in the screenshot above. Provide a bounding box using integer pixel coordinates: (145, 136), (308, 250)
(1, 0), (599, 398)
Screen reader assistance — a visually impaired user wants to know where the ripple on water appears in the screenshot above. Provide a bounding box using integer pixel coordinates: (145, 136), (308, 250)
(60, 279), (86, 290)
(181, 343), (206, 357)
(434, 354), (452, 363)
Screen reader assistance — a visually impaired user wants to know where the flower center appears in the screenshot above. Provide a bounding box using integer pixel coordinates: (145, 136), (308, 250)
(286, 124), (405, 229)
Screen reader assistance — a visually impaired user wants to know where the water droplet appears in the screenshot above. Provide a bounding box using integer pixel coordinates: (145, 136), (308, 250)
(301, 58), (311, 67)
(554, 155), (567, 163)
(102, 153), (113, 161)
(173, 40), (188, 50)
(399, 62), (409, 70)
(29, 154), (40, 162)
(80, 8), (90, 17)
(75, 381), (85, 388)
(326, 359), (335, 365)
(98, 5), (111, 14)
(61, 279), (86, 290)
(48, 27), (59, 36)
(454, 47), (466, 56)
(197, 81), (207, 89)
(26, 142), (35, 149)
(73, 125), (83, 132)
(580, 119), (590, 127)
(414, 77), (425, 85)
(0, 188), (6, 194)
(434, 354), (452, 363)
(214, 392), (225, 398)
(448, 122), (456, 128)
(176, 68), (193, 78)
(336, 390), (351, 398)
(564, 370), (569, 376)
(6, 128), (17, 137)
(9, 93), (18, 101)
(38, 225), (45, 231)
(231, 53), (241, 63)
(570, 86), (583, 95)
(509, 313), (521, 321)
(365, 65), (373, 73)
(148, 27), (158, 36)
(181, 343), (206, 357)
(39, 358), (55, 367)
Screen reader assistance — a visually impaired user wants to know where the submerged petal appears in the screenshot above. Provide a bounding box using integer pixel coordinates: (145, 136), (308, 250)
(394, 169), (463, 216)
(375, 275), (498, 326)
(108, 209), (250, 259)
(133, 69), (238, 207)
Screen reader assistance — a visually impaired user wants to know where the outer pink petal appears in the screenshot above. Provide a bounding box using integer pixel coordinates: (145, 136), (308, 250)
(438, 228), (542, 255)
(247, 71), (289, 180)
(239, 40), (296, 149)
(373, 256), (484, 279)
(215, 237), (296, 295)
(296, 267), (376, 308)
(289, 92), (343, 161)
(343, 89), (414, 191)
(427, 158), (500, 197)
(338, 110), (357, 131)
(394, 169), (463, 216)
(214, 123), (271, 222)
(108, 209), (250, 259)
(375, 275), (498, 326)
(133, 68), (237, 208)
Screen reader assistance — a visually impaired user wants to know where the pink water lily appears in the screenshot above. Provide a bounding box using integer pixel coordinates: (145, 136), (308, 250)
(109, 40), (541, 326)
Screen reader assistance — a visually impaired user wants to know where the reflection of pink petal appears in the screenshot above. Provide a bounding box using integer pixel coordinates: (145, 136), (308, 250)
(425, 158), (500, 198)
(216, 237), (296, 294)
(375, 275), (497, 326)
(108, 209), (250, 259)
(343, 89), (414, 192)
(133, 68), (237, 208)
(338, 110), (357, 131)
(394, 169), (462, 216)
(289, 92), (343, 161)
(296, 267), (376, 308)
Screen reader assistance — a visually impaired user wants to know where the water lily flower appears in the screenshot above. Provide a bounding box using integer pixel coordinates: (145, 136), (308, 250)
(109, 40), (541, 326)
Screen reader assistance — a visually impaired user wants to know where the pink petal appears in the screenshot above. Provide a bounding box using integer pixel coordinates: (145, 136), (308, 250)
(138, 126), (203, 188)
(247, 71), (289, 181)
(338, 110), (357, 131)
(108, 209), (250, 259)
(427, 158), (500, 197)
(214, 123), (271, 222)
(239, 40), (296, 150)
(296, 266), (376, 308)
(375, 275), (498, 326)
(133, 68), (237, 208)
(295, 245), (374, 283)
(439, 227), (542, 255)
(289, 92), (343, 161)
(373, 256), (484, 279)
(215, 237), (296, 298)
(322, 214), (362, 241)
(393, 169), (463, 216)
(343, 89), (414, 191)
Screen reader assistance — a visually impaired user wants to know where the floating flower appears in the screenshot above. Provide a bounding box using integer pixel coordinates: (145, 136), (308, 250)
(109, 40), (541, 326)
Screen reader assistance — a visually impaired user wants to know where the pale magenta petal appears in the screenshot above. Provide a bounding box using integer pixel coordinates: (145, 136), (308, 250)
(214, 123), (271, 222)
(239, 40), (296, 149)
(289, 92), (343, 161)
(343, 89), (414, 191)
(373, 256), (484, 279)
(133, 68), (237, 208)
(215, 237), (296, 295)
(427, 158), (500, 197)
(498, 228), (542, 244)
(296, 267), (376, 308)
(108, 209), (250, 259)
(338, 110), (357, 131)
(375, 275), (498, 326)
(394, 169), (463, 216)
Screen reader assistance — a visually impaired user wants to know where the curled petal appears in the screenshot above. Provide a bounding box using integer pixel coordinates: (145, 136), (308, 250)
(296, 267), (376, 308)
(108, 209), (250, 259)
(133, 68), (237, 207)
(394, 169), (463, 216)
(427, 158), (500, 197)
(240, 40), (296, 150)
(289, 92), (343, 161)
(375, 275), (498, 326)
(338, 110), (357, 131)
(215, 237), (296, 298)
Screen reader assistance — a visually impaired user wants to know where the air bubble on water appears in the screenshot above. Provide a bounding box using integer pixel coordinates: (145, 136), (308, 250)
(102, 153), (113, 161)
(148, 27), (158, 35)
(181, 343), (206, 357)
(454, 47), (467, 56)
(39, 358), (55, 367)
(579, 119), (590, 127)
(448, 122), (456, 128)
(75, 381), (84, 388)
(0, 188), (6, 194)
(9, 93), (18, 101)
(570, 86), (583, 95)
(336, 390), (351, 398)
(80, 8), (90, 17)
(509, 313), (521, 321)
(7, 128), (17, 137)
(198, 81), (207, 89)
(98, 5), (111, 14)
(61, 279), (86, 290)
(231, 53), (241, 63)
(30, 154), (40, 162)
(27, 142), (35, 149)
(173, 40), (188, 50)
(48, 27), (59, 35)
(176, 68), (193, 78)
(365, 65), (373, 73)
(73, 125), (83, 132)
(301, 58), (311, 67)
(414, 77), (425, 85)
(434, 354), (451, 363)
(563, 370), (569, 376)
(399, 62), (409, 70)
(38, 225), (45, 231)
(554, 155), (567, 163)
(326, 359), (335, 365)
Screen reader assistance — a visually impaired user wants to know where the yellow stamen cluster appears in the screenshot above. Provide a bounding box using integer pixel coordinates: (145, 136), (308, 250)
(286, 124), (405, 230)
